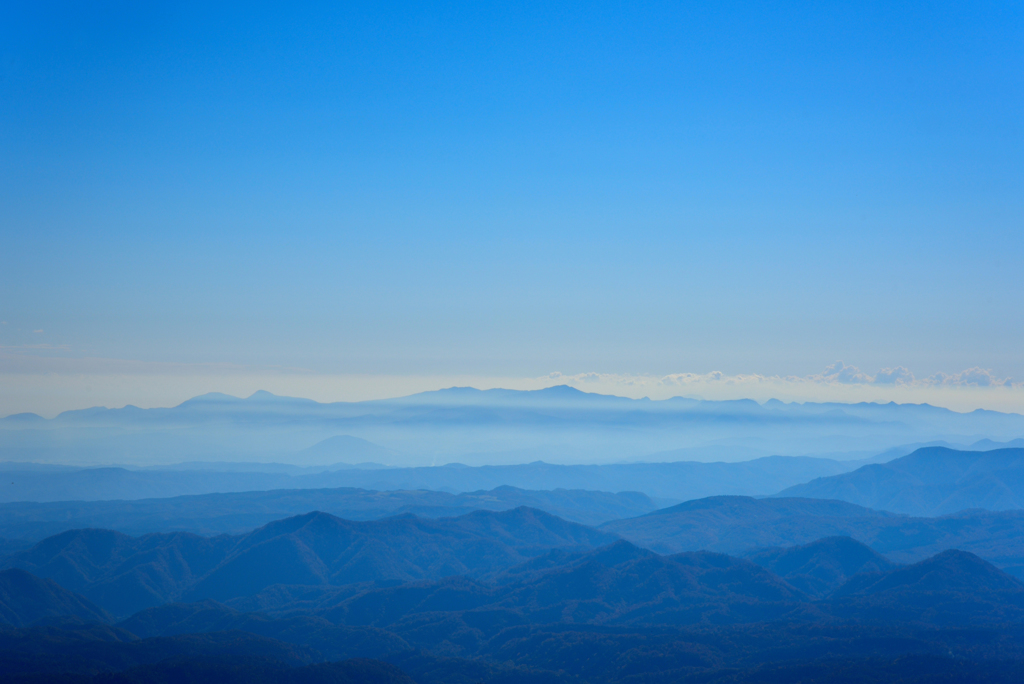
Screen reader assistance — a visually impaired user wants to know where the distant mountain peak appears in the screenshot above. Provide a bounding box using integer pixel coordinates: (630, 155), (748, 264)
(778, 446), (1024, 516)
(583, 539), (653, 566)
(176, 392), (243, 406)
(0, 412), (46, 423)
(246, 390), (278, 400)
(534, 384), (587, 395)
(745, 536), (898, 598)
(835, 548), (1022, 598)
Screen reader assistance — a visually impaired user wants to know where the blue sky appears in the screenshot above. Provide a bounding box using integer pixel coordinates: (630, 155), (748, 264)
(1, 1), (1022, 414)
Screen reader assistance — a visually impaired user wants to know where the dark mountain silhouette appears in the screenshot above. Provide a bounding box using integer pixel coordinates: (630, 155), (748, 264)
(7, 542), (1024, 683)
(231, 540), (1024, 662)
(94, 657), (417, 684)
(0, 623), (317, 679)
(119, 600), (409, 661)
(3, 508), (617, 616)
(0, 485), (657, 541)
(508, 541), (808, 625)
(0, 568), (111, 626)
(5, 620), (1024, 684)
(831, 550), (1024, 625)
(779, 447), (1024, 515)
(0, 620), (570, 684)
(745, 536), (898, 597)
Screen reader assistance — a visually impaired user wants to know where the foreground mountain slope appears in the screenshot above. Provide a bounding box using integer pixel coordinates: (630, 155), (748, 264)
(0, 623), (318, 677)
(831, 549), (1024, 625)
(3, 529), (236, 616)
(94, 658), (418, 684)
(779, 447), (1024, 515)
(0, 568), (111, 626)
(9, 540), (1024, 683)
(119, 600), (409, 661)
(745, 536), (898, 597)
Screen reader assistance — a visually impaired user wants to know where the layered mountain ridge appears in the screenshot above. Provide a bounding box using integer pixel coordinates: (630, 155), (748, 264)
(780, 446), (1024, 515)
(5, 387), (1022, 468)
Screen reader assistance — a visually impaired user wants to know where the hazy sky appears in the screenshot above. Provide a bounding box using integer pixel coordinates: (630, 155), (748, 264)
(2, 1), (1022, 415)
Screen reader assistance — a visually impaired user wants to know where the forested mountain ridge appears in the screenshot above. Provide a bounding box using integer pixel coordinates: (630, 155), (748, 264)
(745, 536), (898, 597)
(2, 507), (618, 617)
(0, 567), (111, 626)
(600, 494), (1024, 576)
(0, 485), (656, 541)
(5, 525), (1024, 683)
(779, 447), (1024, 515)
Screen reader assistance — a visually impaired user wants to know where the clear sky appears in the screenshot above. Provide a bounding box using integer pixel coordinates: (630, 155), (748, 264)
(1, 1), (1022, 416)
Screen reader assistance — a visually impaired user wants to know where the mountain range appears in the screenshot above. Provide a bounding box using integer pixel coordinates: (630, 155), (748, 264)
(6, 442), (1016, 506)
(745, 535), (898, 597)
(5, 503), (1024, 683)
(4, 386), (1023, 467)
(779, 446), (1024, 515)
(6, 527), (1023, 633)
(0, 454), (871, 504)
(0, 485), (658, 540)
(1, 507), (617, 617)
(599, 494), (1024, 575)
(7, 430), (1024, 681)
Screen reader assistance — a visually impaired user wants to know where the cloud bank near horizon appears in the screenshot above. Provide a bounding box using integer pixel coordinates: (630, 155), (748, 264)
(1, 350), (1022, 418)
(554, 360), (1017, 393)
(542, 362), (1021, 412)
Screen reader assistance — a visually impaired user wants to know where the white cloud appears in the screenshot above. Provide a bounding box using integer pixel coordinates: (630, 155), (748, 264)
(816, 361), (874, 384)
(540, 363), (1023, 413)
(544, 363), (1018, 393)
(872, 366), (915, 385)
(923, 367), (1011, 387)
